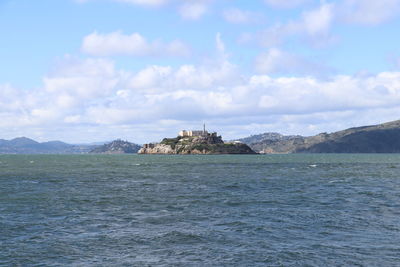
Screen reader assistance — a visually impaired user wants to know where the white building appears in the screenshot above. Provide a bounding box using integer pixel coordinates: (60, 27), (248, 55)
(179, 124), (211, 137)
(178, 130), (208, 137)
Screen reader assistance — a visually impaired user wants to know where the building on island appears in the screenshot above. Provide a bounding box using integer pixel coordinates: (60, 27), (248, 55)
(179, 130), (208, 137)
(179, 124), (217, 137)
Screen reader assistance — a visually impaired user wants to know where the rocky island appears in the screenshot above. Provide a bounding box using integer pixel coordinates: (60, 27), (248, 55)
(138, 127), (256, 154)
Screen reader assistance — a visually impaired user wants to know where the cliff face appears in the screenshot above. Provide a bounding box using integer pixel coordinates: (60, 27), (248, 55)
(139, 135), (256, 154)
(250, 119), (400, 153)
(139, 144), (175, 154)
(90, 140), (141, 154)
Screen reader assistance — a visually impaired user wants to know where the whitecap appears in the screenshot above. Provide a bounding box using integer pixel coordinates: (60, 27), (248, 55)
(329, 180), (345, 184)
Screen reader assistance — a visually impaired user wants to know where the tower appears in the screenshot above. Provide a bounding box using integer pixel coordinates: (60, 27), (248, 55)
(203, 123), (206, 135)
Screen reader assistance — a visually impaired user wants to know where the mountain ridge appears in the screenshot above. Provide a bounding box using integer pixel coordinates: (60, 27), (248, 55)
(0, 137), (98, 154)
(248, 119), (400, 153)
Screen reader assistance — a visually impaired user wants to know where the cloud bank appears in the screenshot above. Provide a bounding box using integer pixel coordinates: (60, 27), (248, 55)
(2, 50), (400, 142)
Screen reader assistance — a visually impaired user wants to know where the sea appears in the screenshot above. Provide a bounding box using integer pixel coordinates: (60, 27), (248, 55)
(1, 154), (400, 266)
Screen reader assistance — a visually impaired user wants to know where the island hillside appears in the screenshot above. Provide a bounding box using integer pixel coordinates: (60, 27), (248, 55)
(90, 139), (141, 154)
(247, 119), (400, 153)
(138, 130), (256, 154)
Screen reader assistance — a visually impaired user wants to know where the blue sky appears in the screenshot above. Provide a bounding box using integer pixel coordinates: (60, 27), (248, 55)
(1, 0), (400, 143)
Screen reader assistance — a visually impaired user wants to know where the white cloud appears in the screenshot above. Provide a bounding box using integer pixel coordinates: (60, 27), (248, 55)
(115, 0), (169, 7)
(254, 48), (330, 76)
(338, 0), (400, 25)
(129, 60), (238, 93)
(247, 0), (400, 50)
(129, 65), (172, 91)
(178, 2), (208, 20)
(222, 8), (260, 24)
(81, 31), (190, 57)
(264, 0), (311, 9)
(252, 2), (336, 47)
(300, 3), (335, 36)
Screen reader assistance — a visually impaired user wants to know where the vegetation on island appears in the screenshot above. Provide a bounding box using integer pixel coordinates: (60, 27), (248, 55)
(160, 136), (184, 149)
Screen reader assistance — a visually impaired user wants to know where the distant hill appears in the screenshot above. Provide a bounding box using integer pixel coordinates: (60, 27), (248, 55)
(0, 137), (98, 154)
(90, 140), (141, 154)
(236, 132), (302, 145)
(251, 120), (400, 153)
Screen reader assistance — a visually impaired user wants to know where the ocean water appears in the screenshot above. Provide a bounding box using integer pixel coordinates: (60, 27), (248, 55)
(1, 154), (400, 266)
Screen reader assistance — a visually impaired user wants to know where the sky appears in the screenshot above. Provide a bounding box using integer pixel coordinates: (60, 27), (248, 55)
(1, 0), (400, 143)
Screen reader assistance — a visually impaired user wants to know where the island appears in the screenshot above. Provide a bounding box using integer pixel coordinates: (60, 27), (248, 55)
(138, 127), (256, 154)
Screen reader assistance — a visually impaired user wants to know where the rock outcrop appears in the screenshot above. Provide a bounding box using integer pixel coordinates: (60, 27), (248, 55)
(139, 135), (256, 154)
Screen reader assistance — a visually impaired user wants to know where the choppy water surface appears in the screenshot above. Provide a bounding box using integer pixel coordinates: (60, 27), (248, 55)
(1, 154), (400, 266)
